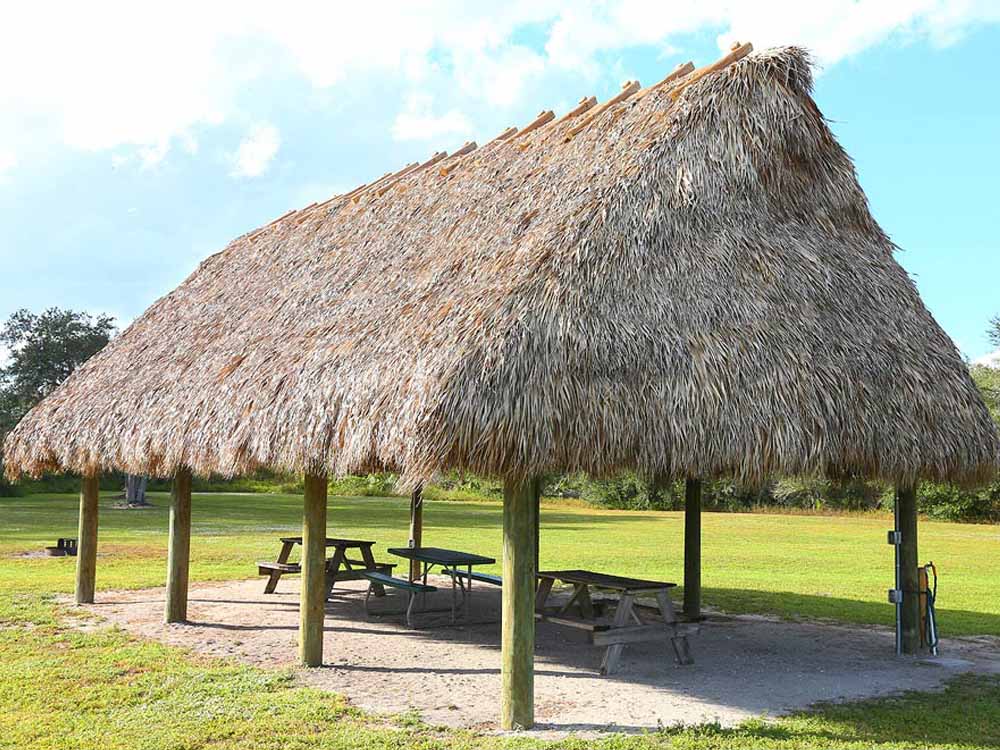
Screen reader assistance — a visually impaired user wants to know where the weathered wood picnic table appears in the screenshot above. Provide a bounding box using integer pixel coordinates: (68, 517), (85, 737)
(258, 537), (395, 597)
(535, 569), (694, 674)
(387, 546), (496, 623)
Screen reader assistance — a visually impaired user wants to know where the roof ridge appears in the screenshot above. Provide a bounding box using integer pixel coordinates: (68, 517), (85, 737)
(439, 141), (479, 176)
(670, 41), (753, 101)
(633, 61), (696, 102)
(246, 42), (756, 240)
(564, 80), (642, 141)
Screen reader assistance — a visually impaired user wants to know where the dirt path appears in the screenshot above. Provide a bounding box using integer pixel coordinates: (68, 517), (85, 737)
(76, 578), (1000, 735)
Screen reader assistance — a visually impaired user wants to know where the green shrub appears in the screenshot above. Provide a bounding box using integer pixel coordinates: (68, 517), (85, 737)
(583, 472), (683, 510)
(423, 471), (501, 501)
(0, 474), (23, 497)
(328, 473), (399, 497)
(917, 482), (1000, 523)
(771, 477), (883, 512)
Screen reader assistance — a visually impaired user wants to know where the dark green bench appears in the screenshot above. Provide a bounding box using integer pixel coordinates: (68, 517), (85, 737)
(442, 568), (502, 587)
(361, 571), (436, 627)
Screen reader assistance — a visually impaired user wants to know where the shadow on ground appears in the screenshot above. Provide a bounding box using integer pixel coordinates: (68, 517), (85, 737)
(81, 578), (1000, 735)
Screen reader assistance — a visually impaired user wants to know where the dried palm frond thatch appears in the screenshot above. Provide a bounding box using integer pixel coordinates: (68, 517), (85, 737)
(5, 45), (998, 488)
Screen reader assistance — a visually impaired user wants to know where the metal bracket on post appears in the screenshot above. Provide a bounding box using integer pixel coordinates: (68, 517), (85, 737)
(888, 525), (902, 655)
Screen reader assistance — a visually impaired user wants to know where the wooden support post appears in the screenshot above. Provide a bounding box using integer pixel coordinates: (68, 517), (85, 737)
(408, 486), (423, 581)
(897, 485), (921, 654)
(501, 476), (539, 730)
(165, 468), (192, 623)
(75, 474), (100, 604)
(683, 478), (702, 620)
(533, 477), (541, 575)
(299, 473), (328, 667)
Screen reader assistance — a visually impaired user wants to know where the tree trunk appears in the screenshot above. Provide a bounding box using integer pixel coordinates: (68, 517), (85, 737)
(126, 474), (148, 506)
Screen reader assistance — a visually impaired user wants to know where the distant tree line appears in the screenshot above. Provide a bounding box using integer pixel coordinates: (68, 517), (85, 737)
(0, 309), (115, 496)
(3, 308), (1000, 522)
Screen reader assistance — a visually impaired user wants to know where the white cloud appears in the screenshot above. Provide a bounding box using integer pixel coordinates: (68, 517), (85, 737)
(231, 123), (281, 178)
(0, 1), (997, 171)
(453, 45), (547, 108)
(974, 350), (1000, 368)
(545, 0), (1000, 71)
(391, 93), (473, 142)
(139, 141), (171, 170)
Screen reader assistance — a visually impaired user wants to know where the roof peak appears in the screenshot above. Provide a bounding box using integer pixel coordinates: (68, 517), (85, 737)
(249, 42), (755, 239)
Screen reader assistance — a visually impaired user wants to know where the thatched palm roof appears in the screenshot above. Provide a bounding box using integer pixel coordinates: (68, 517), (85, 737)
(5, 44), (998, 486)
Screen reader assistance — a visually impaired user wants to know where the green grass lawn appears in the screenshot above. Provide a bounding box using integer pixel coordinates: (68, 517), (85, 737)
(2, 492), (999, 749)
(4, 492), (999, 634)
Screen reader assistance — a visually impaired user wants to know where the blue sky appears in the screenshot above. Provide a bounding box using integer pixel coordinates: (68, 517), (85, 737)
(2, 2), (999, 360)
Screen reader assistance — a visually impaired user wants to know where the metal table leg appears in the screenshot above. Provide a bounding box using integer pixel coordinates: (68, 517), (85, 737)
(465, 564), (472, 622)
(449, 567), (457, 623)
(422, 561), (430, 612)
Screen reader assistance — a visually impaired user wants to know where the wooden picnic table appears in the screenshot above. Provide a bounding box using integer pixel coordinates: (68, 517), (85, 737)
(387, 546), (496, 623)
(259, 536), (395, 597)
(535, 569), (693, 674)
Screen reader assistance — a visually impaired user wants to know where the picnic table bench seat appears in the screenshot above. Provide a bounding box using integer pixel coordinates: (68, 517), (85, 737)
(258, 560), (301, 576)
(361, 571), (437, 627)
(345, 558), (396, 570)
(442, 568), (502, 586)
(361, 570), (437, 593)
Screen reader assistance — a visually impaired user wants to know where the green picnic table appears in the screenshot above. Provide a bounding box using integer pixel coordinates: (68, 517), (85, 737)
(387, 546), (496, 623)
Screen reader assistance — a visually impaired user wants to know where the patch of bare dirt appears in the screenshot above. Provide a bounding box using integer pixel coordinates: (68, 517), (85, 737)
(74, 578), (1000, 735)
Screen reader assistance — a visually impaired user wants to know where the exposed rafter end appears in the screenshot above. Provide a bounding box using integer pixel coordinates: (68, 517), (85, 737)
(513, 110), (555, 143)
(486, 126), (519, 148)
(564, 80), (641, 142)
(439, 141), (479, 176)
(354, 163), (418, 203)
(670, 41), (753, 101)
(634, 61), (695, 102)
(553, 96), (598, 126)
(375, 151), (448, 198)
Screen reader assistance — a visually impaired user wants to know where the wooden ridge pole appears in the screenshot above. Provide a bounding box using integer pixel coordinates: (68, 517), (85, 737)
(683, 478), (702, 620)
(897, 485), (921, 654)
(300, 473), (328, 666)
(75, 473), (100, 604)
(165, 468), (193, 623)
(501, 476), (539, 730)
(669, 41), (753, 101)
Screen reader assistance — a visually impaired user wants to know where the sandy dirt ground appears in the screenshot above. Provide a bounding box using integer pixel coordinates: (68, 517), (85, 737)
(75, 577), (1000, 734)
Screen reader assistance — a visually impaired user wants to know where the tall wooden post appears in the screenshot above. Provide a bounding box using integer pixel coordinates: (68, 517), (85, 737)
(897, 485), (921, 654)
(501, 476), (538, 730)
(300, 473), (328, 667)
(75, 473), (100, 604)
(683, 478), (702, 620)
(165, 468), (192, 623)
(408, 486), (423, 581)
(533, 477), (541, 575)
